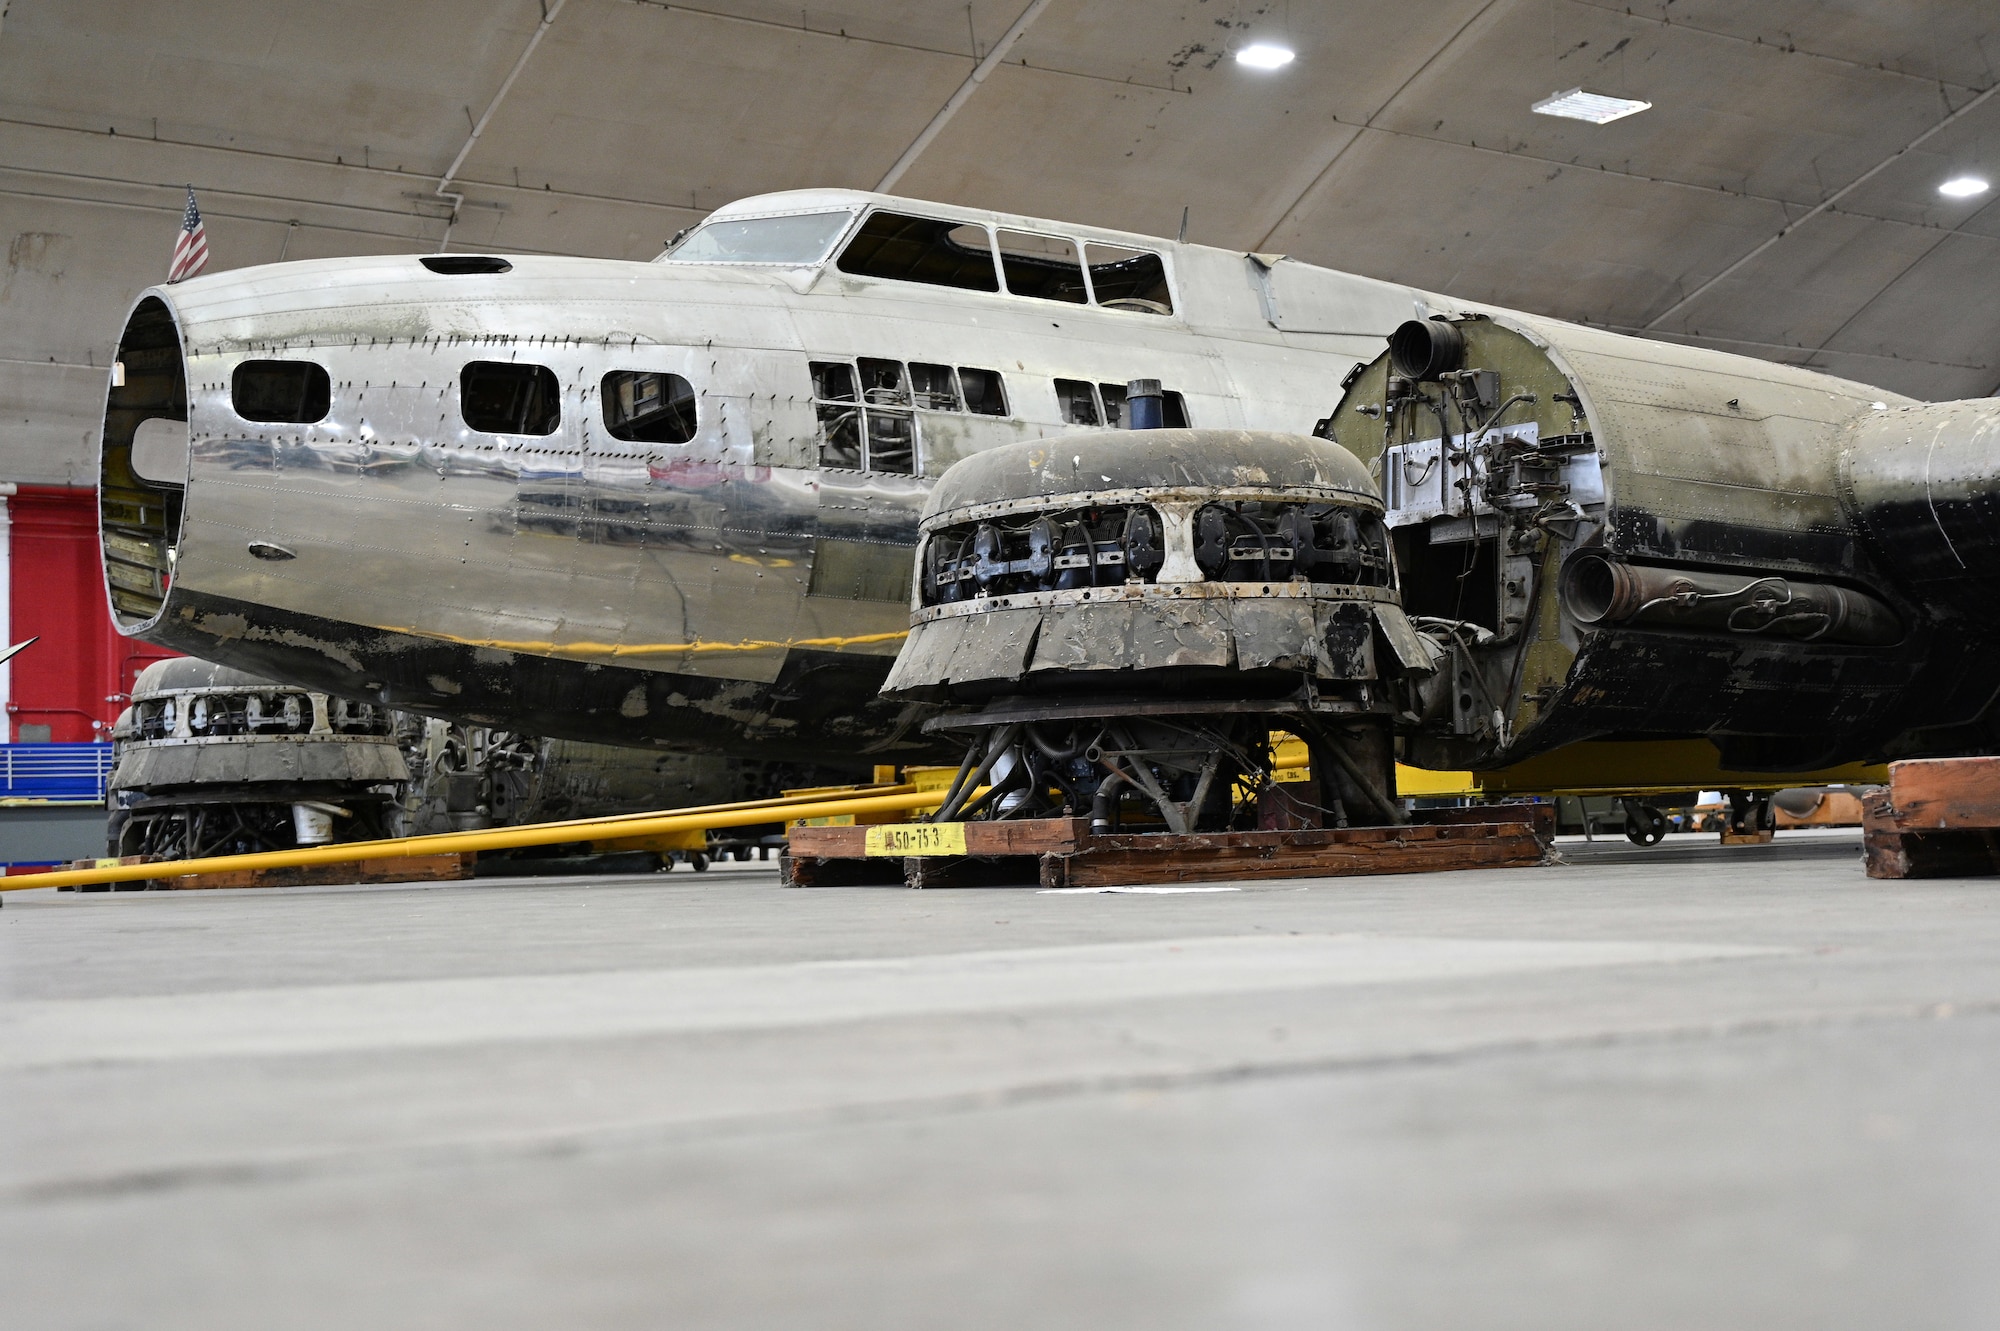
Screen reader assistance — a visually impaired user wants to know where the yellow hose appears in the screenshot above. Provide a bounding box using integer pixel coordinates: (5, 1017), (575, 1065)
(3, 787), (945, 892)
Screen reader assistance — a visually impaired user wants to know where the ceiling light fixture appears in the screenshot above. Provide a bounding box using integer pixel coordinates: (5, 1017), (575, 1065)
(1235, 43), (1295, 71)
(1939, 175), (1990, 199)
(1531, 88), (1652, 124)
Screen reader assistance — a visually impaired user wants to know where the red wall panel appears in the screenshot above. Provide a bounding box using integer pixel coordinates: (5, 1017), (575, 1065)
(8, 485), (176, 742)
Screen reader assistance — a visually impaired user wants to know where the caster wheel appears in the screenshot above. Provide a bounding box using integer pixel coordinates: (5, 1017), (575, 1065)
(1623, 803), (1667, 847)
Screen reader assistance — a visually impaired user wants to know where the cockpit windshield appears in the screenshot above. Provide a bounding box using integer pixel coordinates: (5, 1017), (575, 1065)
(659, 210), (855, 265)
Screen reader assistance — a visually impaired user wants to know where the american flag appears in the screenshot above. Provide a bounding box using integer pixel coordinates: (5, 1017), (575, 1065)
(167, 187), (209, 283)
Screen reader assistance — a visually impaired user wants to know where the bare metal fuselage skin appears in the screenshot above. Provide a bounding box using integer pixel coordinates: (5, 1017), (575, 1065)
(99, 190), (1417, 766)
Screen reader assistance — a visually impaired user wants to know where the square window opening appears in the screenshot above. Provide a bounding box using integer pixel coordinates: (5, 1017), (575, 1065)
(810, 360), (862, 469)
(959, 367), (1008, 416)
(1098, 382), (1127, 428)
(909, 363), (961, 411)
(858, 358), (915, 475)
(1055, 378), (1101, 427)
(602, 370), (696, 443)
(461, 361), (561, 436)
(232, 360), (331, 424)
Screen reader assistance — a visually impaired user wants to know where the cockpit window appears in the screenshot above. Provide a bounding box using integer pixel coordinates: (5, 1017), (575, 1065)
(662, 210), (855, 264)
(232, 360), (330, 424)
(461, 361), (561, 436)
(836, 212), (1000, 292)
(1084, 243), (1174, 315)
(996, 230), (1088, 304)
(602, 370), (696, 444)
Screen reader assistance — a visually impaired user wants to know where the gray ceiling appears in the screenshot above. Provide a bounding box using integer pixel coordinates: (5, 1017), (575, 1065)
(5, 0), (1997, 484)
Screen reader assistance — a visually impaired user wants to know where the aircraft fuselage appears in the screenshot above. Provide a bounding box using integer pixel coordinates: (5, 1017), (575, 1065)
(99, 190), (1418, 764)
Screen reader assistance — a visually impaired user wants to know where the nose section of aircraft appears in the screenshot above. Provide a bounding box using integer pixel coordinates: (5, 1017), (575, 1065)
(99, 293), (190, 632)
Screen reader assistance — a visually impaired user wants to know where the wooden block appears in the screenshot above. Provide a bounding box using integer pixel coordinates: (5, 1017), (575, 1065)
(1719, 829), (1775, 846)
(786, 825), (873, 858)
(1863, 791), (2000, 878)
(961, 818), (1087, 856)
(1863, 828), (2000, 880)
(777, 852), (905, 888)
(156, 853), (475, 890)
(905, 856), (1042, 889)
(1882, 757), (2000, 831)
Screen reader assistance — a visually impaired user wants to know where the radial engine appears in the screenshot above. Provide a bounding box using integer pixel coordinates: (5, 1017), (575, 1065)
(879, 426), (1442, 833)
(107, 657), (409, 859)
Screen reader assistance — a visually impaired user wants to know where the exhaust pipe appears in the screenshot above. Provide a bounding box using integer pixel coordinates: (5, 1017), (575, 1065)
(1561, 552), (1901, 646)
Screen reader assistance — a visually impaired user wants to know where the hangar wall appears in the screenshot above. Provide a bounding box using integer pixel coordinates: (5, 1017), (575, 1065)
(2, 485), (175, 744)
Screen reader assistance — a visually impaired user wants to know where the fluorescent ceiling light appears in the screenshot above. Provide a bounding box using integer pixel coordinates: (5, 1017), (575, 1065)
(1939, 175), (1990, 198)
(1235, 43), (1295, 71)
(1532, 88), (1651, 124)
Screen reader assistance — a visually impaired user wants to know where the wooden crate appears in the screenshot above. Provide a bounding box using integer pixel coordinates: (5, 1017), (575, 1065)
(783, 811), (1546, 889)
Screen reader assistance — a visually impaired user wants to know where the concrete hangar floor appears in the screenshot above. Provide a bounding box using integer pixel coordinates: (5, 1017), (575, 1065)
(5, 827), (1997, 1329)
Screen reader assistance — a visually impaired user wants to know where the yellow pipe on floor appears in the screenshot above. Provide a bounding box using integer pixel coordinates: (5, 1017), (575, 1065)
(2, 787), (945, 893)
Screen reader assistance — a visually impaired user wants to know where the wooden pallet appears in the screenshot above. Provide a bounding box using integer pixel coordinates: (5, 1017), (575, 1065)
(783, 808), (1549, 890)
(1863, 758), (2000, 879)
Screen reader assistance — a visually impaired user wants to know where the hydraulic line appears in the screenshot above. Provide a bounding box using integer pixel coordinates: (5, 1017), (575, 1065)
(933, 723), (1021, 822)
(930, 739), (984, 819)
(1090, 768), (1134, 835)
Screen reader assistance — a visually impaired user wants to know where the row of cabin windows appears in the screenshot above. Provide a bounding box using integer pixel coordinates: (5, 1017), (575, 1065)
(232, 357), (1182, 475)
(809, 359), (1007, 474)
(808, 359), (1191, 474)
(833, 212), (1174, 315)
(230, 359), (699, 443)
